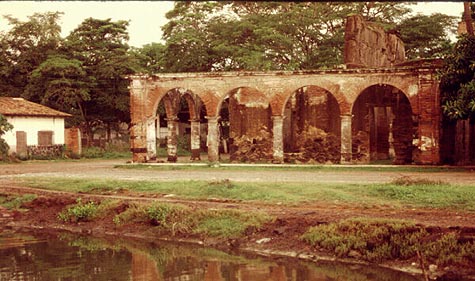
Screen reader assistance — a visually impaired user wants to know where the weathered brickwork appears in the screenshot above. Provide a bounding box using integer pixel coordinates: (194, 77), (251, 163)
(65, 127), (81, 156)
(129, 64), (442, 164)
(345, 15), (405, 68)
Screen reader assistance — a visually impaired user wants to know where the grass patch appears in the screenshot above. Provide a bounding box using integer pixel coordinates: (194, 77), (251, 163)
(302, 218), (426, 262)
(0, 194), (36, 210)
(21, 176), (475, 210)
(113, 202), (271, 238)
(58, 198), (120, 222)
(302, 218), (475, 266)
(115, 163), (470, 173)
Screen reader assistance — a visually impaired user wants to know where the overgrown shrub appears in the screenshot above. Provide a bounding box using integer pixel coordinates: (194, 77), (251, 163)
(0, 114), (13, 161)
(302, 218), (475, 266)
(0, 194), (36, 210)
(58, 198), (98, 222)
(114, 202), (271, 238)
(302, 218), (427, 262)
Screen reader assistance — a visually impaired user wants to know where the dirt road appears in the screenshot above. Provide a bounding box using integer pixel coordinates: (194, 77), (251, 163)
(1, 159), (474, 184)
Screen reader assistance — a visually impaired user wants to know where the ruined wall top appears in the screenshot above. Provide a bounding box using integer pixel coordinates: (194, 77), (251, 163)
(344, 14), (406, 69)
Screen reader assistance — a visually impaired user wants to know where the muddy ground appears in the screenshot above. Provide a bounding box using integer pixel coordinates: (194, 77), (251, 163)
(1, 160), (475, 280)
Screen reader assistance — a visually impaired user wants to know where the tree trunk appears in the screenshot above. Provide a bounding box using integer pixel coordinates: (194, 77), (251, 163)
(464, 2), (474, 36)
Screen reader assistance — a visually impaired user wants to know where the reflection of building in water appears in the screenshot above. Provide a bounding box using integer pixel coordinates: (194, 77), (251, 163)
(131, 251), (161, 281)
(204, 261), (224, 281)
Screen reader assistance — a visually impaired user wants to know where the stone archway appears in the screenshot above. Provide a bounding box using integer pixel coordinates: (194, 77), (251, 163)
(283, 86), (341, 163)
(352, 84), (414, 164)
(218, 87), (273, 162)
(150, 88), (207, 162)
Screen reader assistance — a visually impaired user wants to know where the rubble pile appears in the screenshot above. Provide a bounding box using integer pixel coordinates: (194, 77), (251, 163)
(230, 127), (273, 163)
(352, 130), (370, 162)
(286, 125), (340, 164)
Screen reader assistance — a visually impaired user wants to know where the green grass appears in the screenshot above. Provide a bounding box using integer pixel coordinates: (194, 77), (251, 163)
(112, 201), (271, 238)
(115, 163), (469, 173)
(302, 218), (475, 266)
(0, 194), (36, 210)
(19, 176), (475, 210)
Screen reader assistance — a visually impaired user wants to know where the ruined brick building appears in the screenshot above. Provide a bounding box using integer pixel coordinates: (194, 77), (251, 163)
(129, 15), (443, 165)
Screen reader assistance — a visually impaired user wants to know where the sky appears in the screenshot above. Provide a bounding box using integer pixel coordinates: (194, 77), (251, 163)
(0, 1), (466, 48)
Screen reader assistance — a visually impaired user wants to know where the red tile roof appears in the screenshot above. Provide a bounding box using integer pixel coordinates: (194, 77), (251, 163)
(0, 97), (71, 118)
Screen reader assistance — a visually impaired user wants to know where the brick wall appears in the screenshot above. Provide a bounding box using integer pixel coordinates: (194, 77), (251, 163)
(65, 127), (82, 156)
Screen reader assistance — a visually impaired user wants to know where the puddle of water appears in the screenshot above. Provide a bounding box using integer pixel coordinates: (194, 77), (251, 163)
(0, 230), (421, 281)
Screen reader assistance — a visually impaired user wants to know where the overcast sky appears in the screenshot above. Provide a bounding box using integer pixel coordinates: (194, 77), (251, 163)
(0, 1), (465, 48)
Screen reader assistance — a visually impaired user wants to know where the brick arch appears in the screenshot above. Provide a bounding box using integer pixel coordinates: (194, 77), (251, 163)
(350, 83), (414, 115)
(279, 85), (343, 117)
(351, 83), (415, 164)
(150, 87), (202, 119)
(216, 86), (271, 116)
(181, 92), (207, 120)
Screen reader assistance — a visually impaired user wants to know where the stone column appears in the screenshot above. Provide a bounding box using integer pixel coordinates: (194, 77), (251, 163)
(190, 119), (201, 160)
(166, 117), (178, 162)
(272, 115), (284, 163)
(206, 116), (220, 163)
(146, 116), (157, 161)
(340, 114), (352, 163)
(130, 121), (147, 163)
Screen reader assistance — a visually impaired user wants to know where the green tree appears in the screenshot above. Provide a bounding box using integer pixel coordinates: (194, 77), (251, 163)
(24, 55), (90, 127)
(160, 2), (416, 72)
(0, 12), (63, 98)
(440, 35), (475, 120)
(63, 18), (138, 142)
(130, 43), (166, 74)
(396, 13), (457, 59)
(0, 114), (13, 160)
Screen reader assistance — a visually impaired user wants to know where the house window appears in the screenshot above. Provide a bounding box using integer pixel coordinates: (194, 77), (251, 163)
(38, 131), (53, 146)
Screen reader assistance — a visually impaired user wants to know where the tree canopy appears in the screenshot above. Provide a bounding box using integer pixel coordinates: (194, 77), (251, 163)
(158, 1), (456, 72)
(440, 3), (475, 121)
(0, 3), (465, 144)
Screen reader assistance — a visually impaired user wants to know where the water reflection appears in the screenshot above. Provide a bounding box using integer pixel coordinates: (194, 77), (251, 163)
(0, 230), (420, 281)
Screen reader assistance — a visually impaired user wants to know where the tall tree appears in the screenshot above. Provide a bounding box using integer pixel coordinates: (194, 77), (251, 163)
(396, 13), (457, 59)
(24, 55), (90, 127)
(160, 2), (416, 72)
(130, 43), (166, 74)
(0, 12), (63, 97)
(440, 35), (475, 120)
(62, 18), (138, 142)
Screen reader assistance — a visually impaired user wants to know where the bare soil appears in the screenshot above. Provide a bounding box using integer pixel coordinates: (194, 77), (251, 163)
(1, 160), (475, 279)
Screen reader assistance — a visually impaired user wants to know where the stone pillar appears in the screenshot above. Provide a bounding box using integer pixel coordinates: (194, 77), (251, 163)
(146, 116), (157, 161)
(166, 117), (178, 162)
(130, 121), (147, 163)
(272, 115), (284, 163)
(341, 114), (352, 163)
(190, 119), (201, 161)
(206, 116), (220, 162)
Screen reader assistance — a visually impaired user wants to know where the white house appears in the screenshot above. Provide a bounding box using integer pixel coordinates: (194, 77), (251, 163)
(0, 97), (71, 157)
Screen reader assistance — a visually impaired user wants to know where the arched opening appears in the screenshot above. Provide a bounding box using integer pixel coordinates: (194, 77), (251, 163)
(351, 84), (414, 164)
(283, 86), (341, 163)
(218, 87), (272, 162)
(154, 88), (207, 162)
